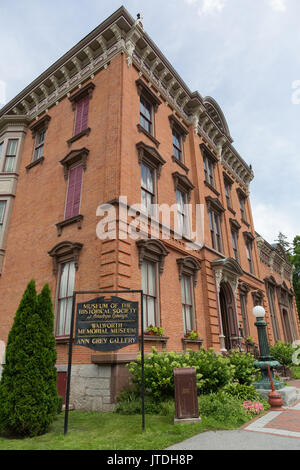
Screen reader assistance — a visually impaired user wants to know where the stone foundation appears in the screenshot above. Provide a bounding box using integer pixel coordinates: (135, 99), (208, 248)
(69, 364), (115, 412)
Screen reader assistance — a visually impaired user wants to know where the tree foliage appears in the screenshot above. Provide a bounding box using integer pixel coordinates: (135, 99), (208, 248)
(0, 280), (58, 437)
(289, 236), (300, 318)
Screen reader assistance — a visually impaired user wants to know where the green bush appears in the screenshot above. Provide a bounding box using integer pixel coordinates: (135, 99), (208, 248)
(270, 341), (294, 366)
(115, 389), (175, 416)
(0, 281), (58, 437)
(127, 347), (236, 398)
(222, 382), (263, 402)
(227, 351), (258, 385)
(197, 392), (249, 427)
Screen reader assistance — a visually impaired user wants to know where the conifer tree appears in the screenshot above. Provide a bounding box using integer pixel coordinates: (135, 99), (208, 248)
(0, 280), (58, 437)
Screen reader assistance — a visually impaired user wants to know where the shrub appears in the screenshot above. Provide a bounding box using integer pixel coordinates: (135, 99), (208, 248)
(0, 281), (58, 437)
(197, 392), (249, 427)
(227, 351), (258, 385)
(115, 389), (175, 416)
(222, 382), (263, 402)
(127, 347), (235, 399)
(270, 341), (294, 366)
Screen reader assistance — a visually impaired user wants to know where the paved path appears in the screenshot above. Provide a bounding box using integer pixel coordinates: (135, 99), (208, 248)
(167, 380), (300, 451)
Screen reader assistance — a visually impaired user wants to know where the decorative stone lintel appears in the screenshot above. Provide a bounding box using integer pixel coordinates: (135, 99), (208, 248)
(136, 140), (165, 176)
(135, 78), (162, 111)
(68, 82), (95, 110)
(48, 241), (83, 275)
(168, 114), (189, 140)
(176, 256), (201, 286)
(136, 239), (169, 274)
(60, 147), (89, 179)
(172, 171), (195, 202)
(56, 214), (84, 236)
(29, 114), (51, 138)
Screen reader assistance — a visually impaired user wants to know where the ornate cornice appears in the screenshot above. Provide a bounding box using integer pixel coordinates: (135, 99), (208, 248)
(0, 6), (254, 192)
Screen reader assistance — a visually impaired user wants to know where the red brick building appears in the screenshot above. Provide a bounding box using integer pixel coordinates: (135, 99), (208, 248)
(0, 7), (298, 410)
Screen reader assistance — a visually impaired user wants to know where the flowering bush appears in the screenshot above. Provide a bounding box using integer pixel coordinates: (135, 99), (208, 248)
(243, 401), (264, 415)
(227, 351), (259, 385)
(127, 347), (235, 398)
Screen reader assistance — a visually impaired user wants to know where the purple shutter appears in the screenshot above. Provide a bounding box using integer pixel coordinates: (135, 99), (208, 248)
(74, 96), (89, 135)
(81, 96), (89, 131)
(65, 165), (83, 219)
(74, 100), (83, 136)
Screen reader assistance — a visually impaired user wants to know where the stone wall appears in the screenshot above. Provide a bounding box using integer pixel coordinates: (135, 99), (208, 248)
(69, 364), (114, 412)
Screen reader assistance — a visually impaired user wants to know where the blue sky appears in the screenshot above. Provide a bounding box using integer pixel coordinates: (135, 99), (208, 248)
(0, 0), (299, 246)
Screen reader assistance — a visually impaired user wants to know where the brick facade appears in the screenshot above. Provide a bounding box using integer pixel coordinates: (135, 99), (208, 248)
(0, 7), (299, 409)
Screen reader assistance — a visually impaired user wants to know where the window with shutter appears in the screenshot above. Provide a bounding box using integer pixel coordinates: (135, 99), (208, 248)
(65, 165), (83, 220)
(74, 96), (89, 136)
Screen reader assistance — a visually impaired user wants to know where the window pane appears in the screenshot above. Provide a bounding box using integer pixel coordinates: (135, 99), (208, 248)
(181, 277), (186, 304)
(140, 97), (151, 120)
(184, 276), (192, 304)
(6, 140), (18, 156)
(185, 306), (192, 332)
(147, 262), (156, 296)
(34, 144), (44, 161)
(141, 261), (148, 293)
(4, 156), (15, 172)
(57, 261), (76, 336)
(0, 201), (6, 223)
(146, 297), (155, 326)
(57, 299), (67, 336)
(141, 163), (153, 192)
(67, 262), (76, 296)
(59, 264), (69, 299)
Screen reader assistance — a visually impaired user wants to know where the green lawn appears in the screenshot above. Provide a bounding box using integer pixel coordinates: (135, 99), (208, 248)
(0, 409), (251, 451)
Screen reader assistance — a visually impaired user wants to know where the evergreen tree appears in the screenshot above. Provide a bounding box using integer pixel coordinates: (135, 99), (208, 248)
(275, 231), (291, 254)
(0, 280), (58, 437)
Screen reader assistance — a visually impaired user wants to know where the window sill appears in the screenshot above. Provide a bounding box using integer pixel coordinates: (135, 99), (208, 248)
(241, 218), (250, 228)
(139, 334), (169, 350)
(182, 337), (203, 351)
(55, 336), (70, 344)
(67, 128), (91, 146)
(204, 180), (220, 197)
(56, 214), (84, 236)
(26, 156), (45, 172)
(228, 206), (236, 216)
(171, 155), (189, 173)
(137, 124), (160, 148)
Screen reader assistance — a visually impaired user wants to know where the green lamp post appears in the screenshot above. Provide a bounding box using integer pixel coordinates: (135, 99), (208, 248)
(252, 306), (284, 391)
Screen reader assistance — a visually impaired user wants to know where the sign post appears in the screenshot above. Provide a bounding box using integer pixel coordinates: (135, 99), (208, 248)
(64, 290), (144, 435)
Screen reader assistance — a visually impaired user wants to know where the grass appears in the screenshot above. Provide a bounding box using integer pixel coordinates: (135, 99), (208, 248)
(0, 393), (266, 451)
(0, 410), (239, 451)
(291, 365), (300, 380)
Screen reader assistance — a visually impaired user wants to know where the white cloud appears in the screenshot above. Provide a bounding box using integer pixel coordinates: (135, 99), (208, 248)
(183, 0), (227, 15)
(268, 0), (287, 12)
(198, 0), (227, 15)
(252, 202), (299, 245)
